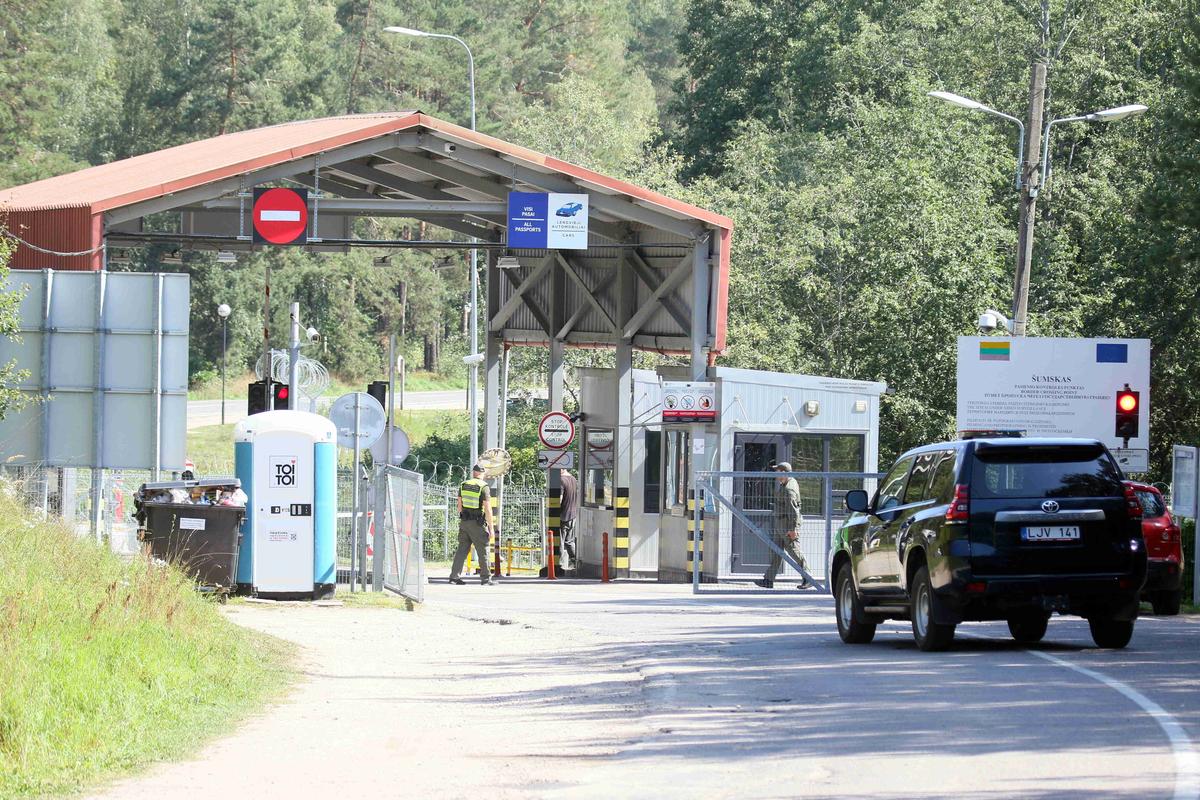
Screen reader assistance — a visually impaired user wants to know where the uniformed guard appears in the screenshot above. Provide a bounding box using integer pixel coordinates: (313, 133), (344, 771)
(449, 464), (497, 586)
(755, 462), (811, 590)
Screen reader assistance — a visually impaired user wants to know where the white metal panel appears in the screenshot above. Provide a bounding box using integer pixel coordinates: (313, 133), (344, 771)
(251, 430), (316, 593)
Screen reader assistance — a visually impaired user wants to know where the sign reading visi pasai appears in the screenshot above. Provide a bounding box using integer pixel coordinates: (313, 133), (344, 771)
(507, 192), (589, 250)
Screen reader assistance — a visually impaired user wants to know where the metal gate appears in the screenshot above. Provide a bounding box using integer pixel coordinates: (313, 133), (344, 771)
(694, 469), (884, 594)
(376, 466), (425, 602)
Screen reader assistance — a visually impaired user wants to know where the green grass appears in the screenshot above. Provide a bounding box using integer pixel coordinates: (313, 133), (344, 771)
(186, 409), (470, 475)
(0, 487), (293, 798)
(188, 370), (467, 401)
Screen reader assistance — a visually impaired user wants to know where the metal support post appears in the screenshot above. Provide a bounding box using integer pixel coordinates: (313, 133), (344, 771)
(288, 302), (300, 409)
(1012, 59), (1046, 337)
(387, 334), (397, 464)
(350, 395), (362, 591)
(152, 274), (163, 480)
(372, 465), (385, 591)
(263, 262), (271, 388)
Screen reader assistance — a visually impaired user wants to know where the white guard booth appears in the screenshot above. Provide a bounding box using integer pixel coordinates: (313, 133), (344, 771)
(234, 411), (338, 598)
(573, 366), (886, 583)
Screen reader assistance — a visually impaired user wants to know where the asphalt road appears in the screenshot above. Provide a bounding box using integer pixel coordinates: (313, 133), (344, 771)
(186, 389), (481, 428)
(90, 581), (1200, 799)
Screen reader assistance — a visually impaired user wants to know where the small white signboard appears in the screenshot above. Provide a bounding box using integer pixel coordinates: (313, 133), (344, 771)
(661, 381), (717, 424)
(537, 450), (576, 470)
(1171, 445), (1198, 518)
(956, 337), (1150, 451)
(1112, 448), (1149, 473)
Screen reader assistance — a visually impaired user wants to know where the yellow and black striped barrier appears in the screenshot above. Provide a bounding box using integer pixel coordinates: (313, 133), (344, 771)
(547, 486), (562, 557)
(613, 487), (630, 572)
(687, 489), (705, 573)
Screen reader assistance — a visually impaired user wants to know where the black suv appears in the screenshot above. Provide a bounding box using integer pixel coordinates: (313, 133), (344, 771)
(831, 438), (1147, 651)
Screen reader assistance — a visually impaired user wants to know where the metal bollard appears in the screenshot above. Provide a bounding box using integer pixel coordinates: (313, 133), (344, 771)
(546, 528), (556, 580)
(602, 531), (610, 583)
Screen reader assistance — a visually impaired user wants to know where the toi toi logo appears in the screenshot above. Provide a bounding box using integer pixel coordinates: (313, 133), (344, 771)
(270, 456), (297, 487)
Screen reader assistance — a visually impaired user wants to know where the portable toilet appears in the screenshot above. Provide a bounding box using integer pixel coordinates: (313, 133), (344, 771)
(234, 411), (337, 598)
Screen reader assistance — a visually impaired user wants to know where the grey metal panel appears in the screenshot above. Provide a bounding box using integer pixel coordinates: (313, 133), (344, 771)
(49, 332), (93, 387)
(49, 272), (98, 328)
(7, 332), (42, 387)
(47, 391), (94, 465)
(13, 271), (44, 328)
(0, 269), (189, 469)
(102, 394), (153, 468)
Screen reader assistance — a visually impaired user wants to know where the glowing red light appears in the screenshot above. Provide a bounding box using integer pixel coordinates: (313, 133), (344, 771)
(1118, 393), (1137, 412)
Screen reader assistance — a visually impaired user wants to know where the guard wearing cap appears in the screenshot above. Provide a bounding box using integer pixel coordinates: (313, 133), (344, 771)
(449, 464), (497, 586)
(755, 462), (810, 590)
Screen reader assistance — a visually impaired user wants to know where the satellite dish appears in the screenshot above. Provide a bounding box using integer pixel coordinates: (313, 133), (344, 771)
(476, 448), (513, 479)
(370, 427), (411, 465)
(329, 392), (386, 449)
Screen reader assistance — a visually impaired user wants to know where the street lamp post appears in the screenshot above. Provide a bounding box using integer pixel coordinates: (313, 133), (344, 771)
(929, 83), (1147, 336)
(217, 303), (231, 425)
(385, 25), (480, 469)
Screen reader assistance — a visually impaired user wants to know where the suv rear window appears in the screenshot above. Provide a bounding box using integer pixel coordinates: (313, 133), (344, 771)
(1136, 490), (1166, 518)
(970, 444), (1124, 499)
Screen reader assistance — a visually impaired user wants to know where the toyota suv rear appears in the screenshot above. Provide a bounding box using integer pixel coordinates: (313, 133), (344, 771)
(831, 438), (1147, 651)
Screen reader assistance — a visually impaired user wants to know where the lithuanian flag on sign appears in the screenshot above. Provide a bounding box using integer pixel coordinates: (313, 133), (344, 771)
(979, 340), (1010, 361)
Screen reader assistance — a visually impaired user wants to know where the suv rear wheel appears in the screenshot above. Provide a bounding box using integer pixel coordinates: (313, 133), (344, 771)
(835, 563), (876, 644)
(911, 565), (955, 651)
(1007, 611), (1051, 643)
(1088, 616), (1135, 649)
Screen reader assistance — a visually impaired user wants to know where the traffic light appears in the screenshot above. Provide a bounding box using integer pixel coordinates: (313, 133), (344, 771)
(273, 382), (290, 410)
(367, 380), (388, 414)
(1115, 385), (1140, 440)
(248, 379), (270, 415)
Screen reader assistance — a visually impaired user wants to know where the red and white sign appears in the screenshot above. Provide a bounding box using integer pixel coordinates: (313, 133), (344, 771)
(253, 187), (309, 245)
(538, 411), (575, 449)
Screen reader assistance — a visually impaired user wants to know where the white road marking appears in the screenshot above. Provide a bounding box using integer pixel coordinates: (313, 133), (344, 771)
(260, 210), (301, 222)
(1026, 648), (1199, 800)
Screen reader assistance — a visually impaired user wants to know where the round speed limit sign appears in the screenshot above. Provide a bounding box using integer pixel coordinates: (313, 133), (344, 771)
(538, 411), (575, 449)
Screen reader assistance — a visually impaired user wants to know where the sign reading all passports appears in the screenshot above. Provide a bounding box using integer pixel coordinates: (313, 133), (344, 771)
(507, 192), (589, 249)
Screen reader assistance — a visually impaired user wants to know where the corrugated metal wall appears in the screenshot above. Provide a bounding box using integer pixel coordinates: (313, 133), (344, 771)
(3, 206), (101, 270)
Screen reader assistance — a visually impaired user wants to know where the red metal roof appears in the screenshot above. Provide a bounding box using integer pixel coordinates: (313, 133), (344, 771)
(0, 112), (732, 349)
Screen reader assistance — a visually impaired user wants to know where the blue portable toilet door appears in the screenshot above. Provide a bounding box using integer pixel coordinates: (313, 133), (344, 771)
(251, 430), (316, 593)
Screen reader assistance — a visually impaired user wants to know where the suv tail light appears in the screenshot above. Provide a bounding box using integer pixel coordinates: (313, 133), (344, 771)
(1123, 484), (1142, 520)
(946, 484), (970, 523)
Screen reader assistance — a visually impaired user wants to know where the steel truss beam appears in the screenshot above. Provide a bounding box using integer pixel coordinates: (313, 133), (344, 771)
(622, 252), (692, 338)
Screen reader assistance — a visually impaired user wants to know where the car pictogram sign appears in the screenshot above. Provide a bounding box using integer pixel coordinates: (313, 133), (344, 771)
(253, 187), (309, 245)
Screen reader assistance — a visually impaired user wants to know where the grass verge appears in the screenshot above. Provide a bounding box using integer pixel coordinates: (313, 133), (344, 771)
(186, 408), (469, 475)
(188, 370), (467, 401)
(0, 487), (293, 798)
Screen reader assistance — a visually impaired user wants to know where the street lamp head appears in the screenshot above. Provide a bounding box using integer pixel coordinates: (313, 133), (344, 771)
(384, 26), (431, 37)
(928, 90), (985, 111)
(217, 303), (232, 319)
(1090, 104), (1149, 122)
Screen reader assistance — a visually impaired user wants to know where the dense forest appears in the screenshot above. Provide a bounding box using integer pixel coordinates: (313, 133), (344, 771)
(1, 0), (1198, 472)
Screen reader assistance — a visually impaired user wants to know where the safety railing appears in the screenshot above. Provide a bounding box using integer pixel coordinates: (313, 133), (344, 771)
(376, 465), (425, 602)
(693, 470), (885, 594)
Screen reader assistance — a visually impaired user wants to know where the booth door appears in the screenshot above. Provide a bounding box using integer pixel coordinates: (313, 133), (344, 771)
(730, 434), (787, 574)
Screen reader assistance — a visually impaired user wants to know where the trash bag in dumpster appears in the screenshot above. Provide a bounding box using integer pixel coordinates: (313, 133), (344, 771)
(135, 479), (246, 595)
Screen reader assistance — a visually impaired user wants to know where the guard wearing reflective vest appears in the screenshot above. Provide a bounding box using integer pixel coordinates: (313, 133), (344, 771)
(449, 464), (497, 585)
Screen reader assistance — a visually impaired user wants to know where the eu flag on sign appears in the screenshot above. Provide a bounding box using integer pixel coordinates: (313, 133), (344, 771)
(1096, 343), (1128, 363)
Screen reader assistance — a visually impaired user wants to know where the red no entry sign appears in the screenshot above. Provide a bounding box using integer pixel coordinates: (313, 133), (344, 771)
(253, 187), (309, 245)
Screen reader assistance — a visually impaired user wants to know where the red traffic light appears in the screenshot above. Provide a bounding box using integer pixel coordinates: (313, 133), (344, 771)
(272, 382), (290, 410)
(277, 386), (289, 400)
(1115, 385), (1140, 439)
(1117, 391), (1137, 412)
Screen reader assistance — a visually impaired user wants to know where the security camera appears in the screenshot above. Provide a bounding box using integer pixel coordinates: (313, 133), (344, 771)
(978, 309), (1010, 333)
(443, 142), (457, 154)
(306, 326), (321, 344)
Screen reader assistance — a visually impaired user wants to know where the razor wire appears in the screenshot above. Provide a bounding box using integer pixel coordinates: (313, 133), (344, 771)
(254, 349), (331, 401)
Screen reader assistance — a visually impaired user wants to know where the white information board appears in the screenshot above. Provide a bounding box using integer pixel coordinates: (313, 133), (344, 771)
(1171, 445), (1197, 519)
(956, 337), (1150, 450)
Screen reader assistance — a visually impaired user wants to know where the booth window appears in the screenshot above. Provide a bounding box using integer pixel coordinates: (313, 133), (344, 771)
(644, 430), (661, 514)
(584, 428), (614, 508)
(663, 429), (690, 513)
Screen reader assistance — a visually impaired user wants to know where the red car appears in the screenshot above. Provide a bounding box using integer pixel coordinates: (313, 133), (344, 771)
(1126, 482), (1184, 615)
